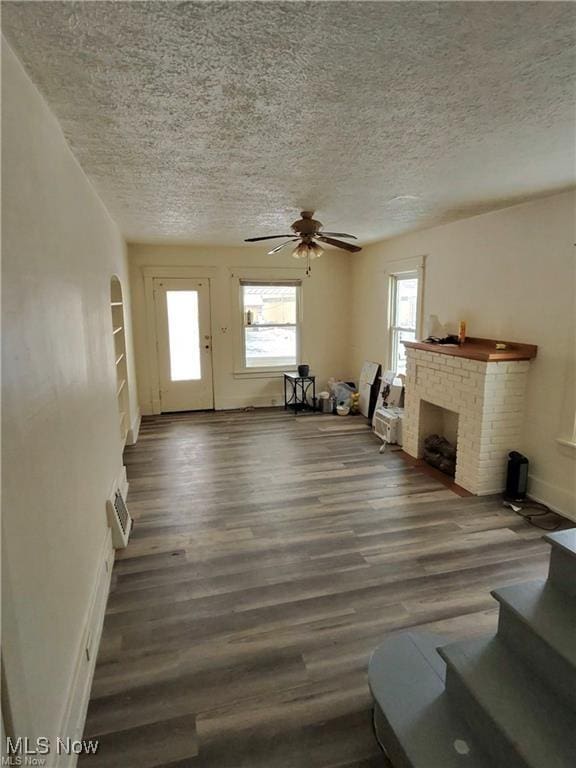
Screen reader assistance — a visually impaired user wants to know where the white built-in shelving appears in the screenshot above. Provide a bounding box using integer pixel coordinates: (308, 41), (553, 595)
(110, 278), (130, 446)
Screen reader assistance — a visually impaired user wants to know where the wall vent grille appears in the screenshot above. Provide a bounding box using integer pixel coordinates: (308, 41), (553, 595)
(114, 490), (129, 534)
(106, 487), (132, 548)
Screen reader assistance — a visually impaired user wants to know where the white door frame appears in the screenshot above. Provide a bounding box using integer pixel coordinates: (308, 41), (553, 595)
(143, 266), (218, 414)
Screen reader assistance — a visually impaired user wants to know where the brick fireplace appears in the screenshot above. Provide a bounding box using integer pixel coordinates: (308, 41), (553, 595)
(403, 338), (537, 495)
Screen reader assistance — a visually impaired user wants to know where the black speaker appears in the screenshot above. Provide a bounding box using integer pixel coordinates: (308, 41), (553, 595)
(505, 451), (529, 501)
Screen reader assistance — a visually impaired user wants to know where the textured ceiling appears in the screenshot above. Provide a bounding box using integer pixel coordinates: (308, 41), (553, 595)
(3, 1), (576, 245)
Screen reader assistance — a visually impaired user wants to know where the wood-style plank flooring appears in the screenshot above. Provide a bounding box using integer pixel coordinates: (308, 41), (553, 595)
(81, 409), (552, 767)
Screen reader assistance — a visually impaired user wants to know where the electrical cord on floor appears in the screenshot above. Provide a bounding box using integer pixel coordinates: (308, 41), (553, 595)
(502, 498), (564, 531)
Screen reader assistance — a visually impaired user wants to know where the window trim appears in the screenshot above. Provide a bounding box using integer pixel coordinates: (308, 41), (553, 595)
(556, 436), (576, 451)
(231, 270), (305, 376)
(389, 272), (418, 374)
(385, 256), (425, 373)
(240, 281), (300, 372)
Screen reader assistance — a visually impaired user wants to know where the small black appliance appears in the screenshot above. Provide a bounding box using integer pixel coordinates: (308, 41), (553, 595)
(505, 451), (529, 501)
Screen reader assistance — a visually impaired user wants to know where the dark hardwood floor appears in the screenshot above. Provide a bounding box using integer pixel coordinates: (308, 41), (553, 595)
(81, 409), (551, 767)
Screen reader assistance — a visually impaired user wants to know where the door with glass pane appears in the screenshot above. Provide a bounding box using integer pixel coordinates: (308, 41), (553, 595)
(153, 278), (214, 412)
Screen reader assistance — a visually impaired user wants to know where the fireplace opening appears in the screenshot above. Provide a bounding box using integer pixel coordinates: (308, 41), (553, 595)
(418, 400), (459, 477)
(423, 434), (456, 476)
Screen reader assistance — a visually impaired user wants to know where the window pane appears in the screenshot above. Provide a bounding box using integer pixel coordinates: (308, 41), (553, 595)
(243, 285), (296, 325)
(166, 291), (201, 381)
(394, 330), (416, 375)
(244, 326), (297, 368)
(395, 277), (418, 329)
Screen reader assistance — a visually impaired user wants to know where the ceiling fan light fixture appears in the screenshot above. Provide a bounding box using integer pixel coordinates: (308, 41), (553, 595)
(292, 242), (306, 260)
(292, 241), (323, 260)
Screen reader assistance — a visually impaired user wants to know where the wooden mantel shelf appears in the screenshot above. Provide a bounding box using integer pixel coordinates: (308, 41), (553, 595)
(403, 337), (537, 362)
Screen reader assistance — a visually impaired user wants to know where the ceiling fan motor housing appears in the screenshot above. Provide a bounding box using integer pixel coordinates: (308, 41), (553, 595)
(291, 211), (323, 235)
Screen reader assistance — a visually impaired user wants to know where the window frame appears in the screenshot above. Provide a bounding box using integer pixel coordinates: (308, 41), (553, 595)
(389, 271), (418, 375)
(235, 277), (303, 374)
(386, 256), (425, 375)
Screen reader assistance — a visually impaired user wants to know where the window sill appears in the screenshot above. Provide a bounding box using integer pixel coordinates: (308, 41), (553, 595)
(233, 369), (297, 380)
(556, 437), (576, 452)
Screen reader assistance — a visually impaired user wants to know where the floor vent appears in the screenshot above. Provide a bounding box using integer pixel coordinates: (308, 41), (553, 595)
(106, 488), (132, 548)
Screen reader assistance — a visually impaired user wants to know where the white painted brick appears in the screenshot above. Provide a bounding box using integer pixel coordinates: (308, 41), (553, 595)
(461, 359), (476, 371)
(404, 352), (532, 494)
(512, 361), (530, 372)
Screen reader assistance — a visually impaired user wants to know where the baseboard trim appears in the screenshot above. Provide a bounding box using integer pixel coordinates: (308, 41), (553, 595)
(56, 529), (114, 767)
(216, 396), (285, 410)
(528, 472), (576, 523)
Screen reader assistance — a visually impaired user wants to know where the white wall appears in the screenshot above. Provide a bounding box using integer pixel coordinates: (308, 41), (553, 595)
(350, 190), (576, 520)
(129, 244), (352, 412)
(2, 40), (139, 744)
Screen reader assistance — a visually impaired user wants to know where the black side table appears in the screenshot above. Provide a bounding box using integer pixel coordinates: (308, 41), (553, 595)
(284, 373), (317, 414)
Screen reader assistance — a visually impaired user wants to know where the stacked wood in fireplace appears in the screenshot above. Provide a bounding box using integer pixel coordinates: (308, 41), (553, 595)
(423, 434), (456, 476)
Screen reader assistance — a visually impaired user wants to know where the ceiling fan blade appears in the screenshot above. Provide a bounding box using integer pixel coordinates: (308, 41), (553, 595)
(318, 232), (358, 239)
(316, 235), (362, 253)
(244, 234), (293, 242)
(267, 239), (298, 255)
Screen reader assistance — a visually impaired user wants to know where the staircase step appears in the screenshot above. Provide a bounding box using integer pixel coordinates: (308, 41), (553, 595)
(368, 632), (490, 768)
(545, 529), (576, 595)
(546, 529), (576, 558)
(492, 580), (576, 710)
(440, 635), (576, 768)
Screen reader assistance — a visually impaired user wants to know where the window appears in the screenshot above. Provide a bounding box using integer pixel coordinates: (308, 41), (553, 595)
(240, 281), (300, 369)
(166, 290), (201, 381)
(389, 272), (419, 375)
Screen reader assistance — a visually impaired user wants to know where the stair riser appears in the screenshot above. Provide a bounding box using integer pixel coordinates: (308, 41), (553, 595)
(444, 665), (529, 768)
(372, 704), (409, 768)
(548, 548), (576, 596)
(497, 608), (576, 711)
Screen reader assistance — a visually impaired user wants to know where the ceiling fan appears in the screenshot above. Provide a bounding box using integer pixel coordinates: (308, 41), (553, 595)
(244, 211), (361, 274)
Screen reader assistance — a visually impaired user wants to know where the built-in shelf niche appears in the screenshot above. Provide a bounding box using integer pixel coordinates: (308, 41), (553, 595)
(110, 277), (130, 446)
